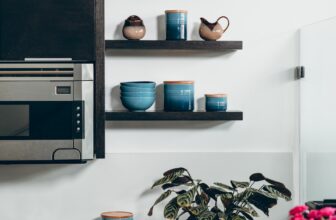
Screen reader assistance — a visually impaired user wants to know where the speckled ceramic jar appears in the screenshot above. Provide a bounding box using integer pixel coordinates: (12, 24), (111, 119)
(101, 211), (133, 220)
(205, 94), (227, 111)
(165, 10), (188, 40)
(164, 81), (194, 112)
(123, 15), (146, 40)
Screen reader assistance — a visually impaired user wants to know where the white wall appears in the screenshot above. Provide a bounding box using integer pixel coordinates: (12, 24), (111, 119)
(1, 0), (336, 220)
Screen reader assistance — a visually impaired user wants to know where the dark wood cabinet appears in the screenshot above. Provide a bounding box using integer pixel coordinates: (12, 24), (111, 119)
(0, 0), (106, 160)
(0, 0), (95, 61)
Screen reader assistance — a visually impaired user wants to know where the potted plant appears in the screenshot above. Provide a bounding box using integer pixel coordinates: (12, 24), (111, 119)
(148, 167), (292, 220)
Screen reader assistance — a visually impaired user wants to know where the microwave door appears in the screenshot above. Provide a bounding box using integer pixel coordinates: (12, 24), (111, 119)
(0, 105), (30, 137)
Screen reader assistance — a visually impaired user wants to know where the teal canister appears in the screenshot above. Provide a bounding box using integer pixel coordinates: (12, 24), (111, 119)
(205, 94), (227, 112)
(165, 10), (188, 40)
(101, 211), (134, 220)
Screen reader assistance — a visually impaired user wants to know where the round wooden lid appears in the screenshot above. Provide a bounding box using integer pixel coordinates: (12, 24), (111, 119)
(101, 211), (133, 219)
(164, 80), (194, 84)
(165, 10), (188, 14)
(205, 94), (227, 97)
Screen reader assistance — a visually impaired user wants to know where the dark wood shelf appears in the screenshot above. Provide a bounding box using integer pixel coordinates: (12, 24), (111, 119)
(105, 111), (243, 121)
(105, 40), (243, 50)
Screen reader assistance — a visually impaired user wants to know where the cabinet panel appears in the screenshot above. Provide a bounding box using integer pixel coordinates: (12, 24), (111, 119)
(0, 0), (94, 61)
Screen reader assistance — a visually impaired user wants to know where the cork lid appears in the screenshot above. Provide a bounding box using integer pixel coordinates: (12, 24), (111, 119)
(101, 211), (133, 219)
(165, 10), (188, 14)
(205, 94), (227, 97)
(164, 80), (194, 84)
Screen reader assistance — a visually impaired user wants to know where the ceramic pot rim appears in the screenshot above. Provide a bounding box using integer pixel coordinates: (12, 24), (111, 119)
(165, 10), (188, 14)
(205, 94), (227, 97)
(101, 211), (133, 218)
(164, 81), (194, 84)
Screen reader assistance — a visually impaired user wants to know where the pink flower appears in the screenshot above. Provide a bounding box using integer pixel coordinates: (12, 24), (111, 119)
(290, 213), (305, 220)
(307, 210), (321, 219)
(290, 205), (309, 216)
(319, 207), (336, 217)
(329, 216), (336, 220)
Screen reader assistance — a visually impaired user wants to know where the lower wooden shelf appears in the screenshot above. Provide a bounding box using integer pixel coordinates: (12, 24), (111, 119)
(105, 111), (243, 121)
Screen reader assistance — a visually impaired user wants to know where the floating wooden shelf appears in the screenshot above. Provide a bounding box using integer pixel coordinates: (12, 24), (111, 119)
(105, 40), (243, 50)
(105, 111), (243, 121)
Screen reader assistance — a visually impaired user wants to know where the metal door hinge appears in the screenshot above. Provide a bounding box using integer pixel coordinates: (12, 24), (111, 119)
(296, 66), (305, 79)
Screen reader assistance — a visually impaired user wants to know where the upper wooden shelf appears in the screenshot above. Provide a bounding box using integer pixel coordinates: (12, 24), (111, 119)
(105, 40), (243, 51)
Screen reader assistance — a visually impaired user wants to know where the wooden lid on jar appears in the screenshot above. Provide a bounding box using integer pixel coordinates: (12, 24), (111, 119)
(205, 94), (227, 97)
(165, 10), (188, 14)
(101, 211), (133, 219)
(164, 80), (194, 84)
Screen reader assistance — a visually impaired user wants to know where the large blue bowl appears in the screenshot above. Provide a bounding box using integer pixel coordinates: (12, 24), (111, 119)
(121, 91), (156, 97)
(121, 97), (155, 112)
(121, 81), (156, 88)
(120, 85), (155, 92)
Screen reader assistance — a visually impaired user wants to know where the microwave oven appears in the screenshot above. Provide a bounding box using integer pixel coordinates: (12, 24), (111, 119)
(0, 62), (94, 163)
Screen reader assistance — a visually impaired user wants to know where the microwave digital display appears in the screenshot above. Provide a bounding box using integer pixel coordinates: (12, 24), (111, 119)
(0, 105), (29, 136)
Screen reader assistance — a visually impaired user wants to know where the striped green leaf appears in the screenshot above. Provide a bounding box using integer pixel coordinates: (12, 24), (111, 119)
(164, 198), (180, 219)
(148, 190), (172, 216)
(177, 186), (197, 207)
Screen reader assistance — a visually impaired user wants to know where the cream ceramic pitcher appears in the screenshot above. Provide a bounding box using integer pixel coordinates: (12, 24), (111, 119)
(199, 16), (230, 41)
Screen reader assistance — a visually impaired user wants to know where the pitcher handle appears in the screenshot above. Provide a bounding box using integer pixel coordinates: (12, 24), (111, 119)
(216, 16), (230, 33)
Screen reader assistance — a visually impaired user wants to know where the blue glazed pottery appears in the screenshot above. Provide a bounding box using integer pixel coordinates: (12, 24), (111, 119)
(120, 85), (155, 92)
(120, 81), (156, 88)
(205, 94), (227, 112)
(121, 92), (155, 97)
(101, 211), (133, 220)
(121, 96), (155, 112)
(164, 81), (194, 111)
(165, 10), (187, 40)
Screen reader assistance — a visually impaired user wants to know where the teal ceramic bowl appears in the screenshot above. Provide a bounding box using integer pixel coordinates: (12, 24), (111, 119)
(120, 81), (156, 88)
(121, 96), (155, 112)
(120, 85), (155, 92)
(121, 91), (156, 97)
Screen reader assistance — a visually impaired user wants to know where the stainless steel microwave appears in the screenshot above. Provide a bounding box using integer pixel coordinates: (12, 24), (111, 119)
(0, 62), (94, 163)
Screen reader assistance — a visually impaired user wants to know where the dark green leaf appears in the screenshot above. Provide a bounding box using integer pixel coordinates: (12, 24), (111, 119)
(163, 167), (187, 176)
(214, 182), (236, 191)
(247, 189), (278, 216)
(173, 176), (193, 184)
(264, 178), (285, 188)
(200, 183), (210, 191)
(220, 194), (233, 208)
(245, 203), (259, 217)
(210, 206), (223, 214)
(196, 192), (210, 206)
(263, 185), (292, 201)
(148, 190), (172, 216)
(189, 205), (208, 216)
(249, 173), (265, 182)
(152, 171), (184, 189)
(240, 211), (253, 220)
(230, 181), (249, 189)
(177, 186), (197, 207)
(198, 211), (217, 220)
(231, 215), (246, 220)
(164, 198), (180, 219)
(162, 183), (179, 190)
(176, 190), (187, 195)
